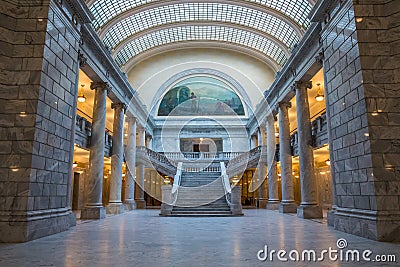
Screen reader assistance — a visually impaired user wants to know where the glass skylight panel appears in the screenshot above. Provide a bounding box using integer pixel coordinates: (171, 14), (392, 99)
(89, 0), (312, 31)
(102, 3), (300, 51)
(245, 0), (312, 27)
(114, 25), (287, 67)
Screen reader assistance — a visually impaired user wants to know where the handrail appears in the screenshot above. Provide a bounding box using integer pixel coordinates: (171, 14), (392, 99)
(220, 162), (232, 207)
(172, 162), (182, 194)
(171, 162), (182, 206)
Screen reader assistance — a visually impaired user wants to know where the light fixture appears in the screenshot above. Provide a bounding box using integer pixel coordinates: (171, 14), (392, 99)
(73, 161), (78, 168)
(325, 159), (331, 166)
(163, 176), (170, 184)
(232, 176), (239, 183)
(371, 99), (383, 116)
(19, 111), (27, 117)
(77, 84), (86, 103)
(315, 83), (324, 102)
(356, 17), (363, 23)
(10, 166), (19, 172)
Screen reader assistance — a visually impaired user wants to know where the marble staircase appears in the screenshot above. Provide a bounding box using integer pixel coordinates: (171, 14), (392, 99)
(171, 171), (232, 216)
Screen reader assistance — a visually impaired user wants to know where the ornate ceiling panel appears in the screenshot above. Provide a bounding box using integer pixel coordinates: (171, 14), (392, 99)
(114, 25), (287, 66)
(86, 0), (314, 69)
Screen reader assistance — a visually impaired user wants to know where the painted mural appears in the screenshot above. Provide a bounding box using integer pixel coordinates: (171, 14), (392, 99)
(157, 76), (245, 116)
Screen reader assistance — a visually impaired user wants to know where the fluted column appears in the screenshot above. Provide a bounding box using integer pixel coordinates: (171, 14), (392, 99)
(257, 125), (268, 208)
(106, 103), (126, 214)
(266, 115), (280, 210)
(278, 102), (297, 213)
(81, 82), (109, 219)
(135, 125), (146, 209)
(295, 81), (322, 219)
(124, 116), (137, 210)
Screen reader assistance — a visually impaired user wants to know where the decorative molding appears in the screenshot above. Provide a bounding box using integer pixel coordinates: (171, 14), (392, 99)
(78, 50), (87, 67)
(315, 50), (324, 65)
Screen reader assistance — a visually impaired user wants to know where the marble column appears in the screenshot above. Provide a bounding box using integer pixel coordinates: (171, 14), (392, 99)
(135, 125), (146, 209)
(266, 115), (280, 210)
(106, 103), (126, 214)
(81, 82), (108, 219)
(257, 125), (268, 208)
(124, 116), (137, 210)
(295, 81), (322, 219)
(278, 102), (297, 213)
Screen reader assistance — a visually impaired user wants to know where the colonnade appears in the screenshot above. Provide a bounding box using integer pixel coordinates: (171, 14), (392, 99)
(255, 81), (322, 219)
(81, 82), (147, 219)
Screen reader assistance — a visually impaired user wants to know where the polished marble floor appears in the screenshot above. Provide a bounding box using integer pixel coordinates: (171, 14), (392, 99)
(0, 210), (399, 267)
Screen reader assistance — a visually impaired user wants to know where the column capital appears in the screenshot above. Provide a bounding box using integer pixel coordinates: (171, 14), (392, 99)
(111, 102), (127, 111)
(278, 101), (292, 109)
(126, 116), (137, 123)
(266, 113), (277, 122)
(294, 81), (312, 90)
(90, 81), (110, 92)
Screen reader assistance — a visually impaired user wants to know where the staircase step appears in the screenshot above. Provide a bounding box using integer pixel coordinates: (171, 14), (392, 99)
(172, 170), (231, 216)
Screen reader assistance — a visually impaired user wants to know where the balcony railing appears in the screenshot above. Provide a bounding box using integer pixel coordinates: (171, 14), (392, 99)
(287, 111), (328, 158)
(74, 114), (113, 157)
(161, 151), (242, 162)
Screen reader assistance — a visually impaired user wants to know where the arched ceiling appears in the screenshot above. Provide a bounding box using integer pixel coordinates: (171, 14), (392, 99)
(86, 0), (315, 71)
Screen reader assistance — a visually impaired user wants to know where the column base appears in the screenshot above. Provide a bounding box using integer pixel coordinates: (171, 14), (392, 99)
(106, 203), (125, 214)
(81, 206), (106, 219)
(279, 203), (297, 213)
(123, 199), (137, 211)
(160, 203), (172, 216)
(0, 208), (75, 243)
(297, 205), (322, 219)
(327, 210), (335, 226)
(266, 201), (280, 210)
(135, 199), (146, 209)
(329, 207), (400, 242)
(230, 204), (244, 216)
(258, 199), (268, 209)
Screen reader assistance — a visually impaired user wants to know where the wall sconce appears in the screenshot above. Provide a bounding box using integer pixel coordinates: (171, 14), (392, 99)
(232, 176), (239, 183)
(73, 161), (78, 168)
(325, 159), (331, 166)
(315, 83), (324, 102)
(77, 84), (86, 103)
(163, 176), (171, 184)
(371, 98), (383, 116)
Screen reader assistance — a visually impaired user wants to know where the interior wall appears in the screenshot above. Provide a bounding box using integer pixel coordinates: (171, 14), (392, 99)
(127, 48), (276, 112)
